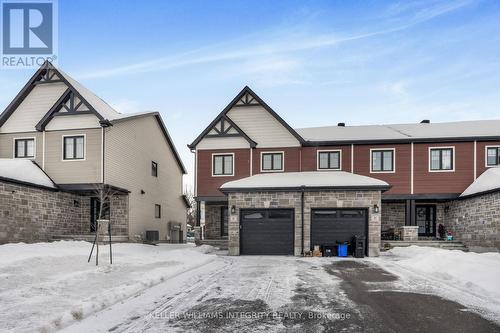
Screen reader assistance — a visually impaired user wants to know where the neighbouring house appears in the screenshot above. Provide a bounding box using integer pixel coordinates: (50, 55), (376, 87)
(0, 61), (188, 244)
(189, 86), (500, 255)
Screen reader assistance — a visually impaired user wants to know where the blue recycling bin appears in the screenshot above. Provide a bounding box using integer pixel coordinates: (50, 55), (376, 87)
(337, 244), (348, 257)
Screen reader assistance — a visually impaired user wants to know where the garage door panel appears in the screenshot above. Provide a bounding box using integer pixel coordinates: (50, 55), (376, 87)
(311, 209), (367, 250)
(240, 209), (294, 255)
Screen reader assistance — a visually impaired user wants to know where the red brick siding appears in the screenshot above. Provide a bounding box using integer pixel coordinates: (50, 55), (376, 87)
(352, 144), (411, 194)
(413, 142), (474, 194)
(301, 146), (352, 172)
(197, 149), (250, 197)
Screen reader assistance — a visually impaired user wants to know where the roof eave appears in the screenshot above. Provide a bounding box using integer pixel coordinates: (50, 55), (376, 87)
(220, 185), (391, 193)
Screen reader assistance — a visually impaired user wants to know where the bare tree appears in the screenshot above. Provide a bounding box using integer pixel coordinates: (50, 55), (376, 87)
(184, 188), (197, 226)
(87, 184), (119, 265)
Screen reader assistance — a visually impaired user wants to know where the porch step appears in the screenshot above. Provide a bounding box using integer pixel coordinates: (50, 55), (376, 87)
(197, 239), (228, 250)
(52, 235), (129, 242)
(382, 240), (468, 251)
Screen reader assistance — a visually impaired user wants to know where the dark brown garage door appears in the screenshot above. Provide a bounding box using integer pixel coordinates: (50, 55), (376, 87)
(311, 208), (368, 252)
(240, 209), (294, 255)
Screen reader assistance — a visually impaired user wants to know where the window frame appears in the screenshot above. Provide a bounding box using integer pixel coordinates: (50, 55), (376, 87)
(62, 134), (86, 161)
(260, 151), (284, 172)
(317, 149), (342, 170)
(151, 161), (158, 177)
(485, 146), (500, 167)
(155, 204), (161, 219)
(211, 153), (234, 177)
(13, 137), (36, 159)
(370, 148), (396, 173)
(428, 147), (455, 172)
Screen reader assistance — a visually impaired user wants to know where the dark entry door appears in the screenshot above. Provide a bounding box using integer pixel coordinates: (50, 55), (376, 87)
(240, 209), (294, 255)
(311, 209), (368, 253)
(416, 205), (436, 236)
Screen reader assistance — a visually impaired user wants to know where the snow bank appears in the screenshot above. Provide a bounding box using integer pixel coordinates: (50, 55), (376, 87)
(371, 246), (500, 322)
(0, 241), (216, 333)
(384, 246), (500, 297)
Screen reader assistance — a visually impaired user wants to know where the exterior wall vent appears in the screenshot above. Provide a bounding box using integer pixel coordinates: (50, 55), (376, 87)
(421, 119), (430, 124)
(337, 122), (346, 127)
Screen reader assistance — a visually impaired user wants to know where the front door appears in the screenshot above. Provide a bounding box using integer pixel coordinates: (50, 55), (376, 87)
(415, 205), (436, 237)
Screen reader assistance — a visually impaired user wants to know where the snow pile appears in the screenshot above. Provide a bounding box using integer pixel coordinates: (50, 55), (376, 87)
(460, 167), (500, 197)
(371, 246), (500, 322)
(0, 158), (56, 188)
(0, 241), (216, 333)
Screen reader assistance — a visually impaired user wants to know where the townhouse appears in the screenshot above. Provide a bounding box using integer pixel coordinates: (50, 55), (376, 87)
(189, 86), (500, 256)
(0, 61), (188, 243)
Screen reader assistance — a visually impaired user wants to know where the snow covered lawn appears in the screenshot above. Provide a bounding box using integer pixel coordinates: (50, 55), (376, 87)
(0, 241), (216, 333)
(368, 246), (500, 322)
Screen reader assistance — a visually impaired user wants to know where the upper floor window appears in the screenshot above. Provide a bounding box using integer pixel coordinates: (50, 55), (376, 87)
(486, 147), (500, 166)
(429, 147), (454, 171)
(371, 149), (394, 172)
(14, 138), (35, 158)
(155, 204), (161, 218)
(212, 154), (233, 176)
(261, 152), (284, 172)
(152, 161), (158, 177)
(318, 150), (341, 170)
(63, 135), (85, 160)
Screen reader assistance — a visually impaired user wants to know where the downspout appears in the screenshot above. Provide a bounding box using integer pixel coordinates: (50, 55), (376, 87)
(301, 185), (305, 255)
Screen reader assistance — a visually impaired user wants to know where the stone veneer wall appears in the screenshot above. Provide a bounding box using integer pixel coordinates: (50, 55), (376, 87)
(0, 180), (129, 243)
(444, 192), (500, 251)
(204, 204), (225, 239)
(381, 202), (405, 230)
(227, 190), (382, 257)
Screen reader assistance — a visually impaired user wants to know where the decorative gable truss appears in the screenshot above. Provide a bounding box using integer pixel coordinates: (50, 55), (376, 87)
(233, 91), (260, 107)
(36, 88), (103, 131)
(33, 65), (63, 85)
(205, 115), (256, 147)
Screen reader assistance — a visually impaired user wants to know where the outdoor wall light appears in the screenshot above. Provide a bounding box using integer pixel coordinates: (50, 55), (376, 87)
(373, 204), (380, 214)
(230, 205), (236, 214)
(140, 189), (145, 194)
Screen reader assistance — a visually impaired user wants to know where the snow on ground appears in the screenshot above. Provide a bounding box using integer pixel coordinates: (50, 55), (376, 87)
(367, 246), (500, 323)
(0, 241), (216, 333)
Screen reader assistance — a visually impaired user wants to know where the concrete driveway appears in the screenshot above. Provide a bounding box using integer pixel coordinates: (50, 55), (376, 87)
(63, 255), (500, 333)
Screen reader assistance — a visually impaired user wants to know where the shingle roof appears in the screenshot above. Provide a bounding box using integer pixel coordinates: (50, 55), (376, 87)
(296, 120), (500, 143)
(220, 171), (390, 191)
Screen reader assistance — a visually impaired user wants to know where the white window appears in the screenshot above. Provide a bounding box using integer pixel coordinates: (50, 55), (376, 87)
(14, 138), (35, 158)
(261, 152), (284, 172)
(429, 147), (454, 171)
(370, 149), (395, 173)
(317, 150), (341, 170)
(486, 147), (500, 166)
(63, 135), (85, 160)
(212, 154), (234, 176)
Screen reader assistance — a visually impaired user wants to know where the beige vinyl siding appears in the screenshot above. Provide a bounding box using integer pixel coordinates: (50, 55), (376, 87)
(226, 105), (300, 148)
(0, 131), (43, 164)
(0, 83), (67, 133)
(44, 129), (102, 184)
(197, 136), (250, 149)
(45, 113), (101, 131)
(104, 116), (186, 241)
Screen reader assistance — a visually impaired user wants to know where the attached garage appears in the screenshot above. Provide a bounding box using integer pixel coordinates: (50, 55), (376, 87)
(220, 171), (389, 257)
(240, 209), (294, 255)
(311, 208), (368, 255)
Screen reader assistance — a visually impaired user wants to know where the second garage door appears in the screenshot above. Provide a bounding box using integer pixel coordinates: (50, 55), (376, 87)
(240, 209), (294, 255)
(311, 208), (368, 252)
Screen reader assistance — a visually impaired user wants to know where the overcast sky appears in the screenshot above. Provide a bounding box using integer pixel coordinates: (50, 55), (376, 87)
(1, 0), (500, 191)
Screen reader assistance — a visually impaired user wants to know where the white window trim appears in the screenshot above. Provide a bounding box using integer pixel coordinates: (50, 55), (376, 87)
(428, 146), (455, 172)
(211, 153), (234, 177)
(260, 151), (285, 173)
(61, 134), (87, 162)
(370, 148), (396, 174)
(317, 149), (342, 171)
(485, 145), (500, 168)
(12, 136), (36, 159)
